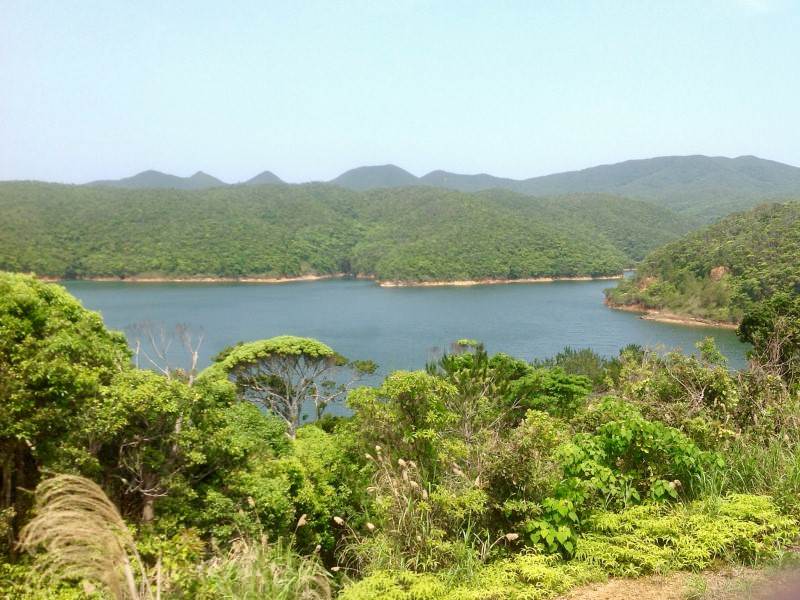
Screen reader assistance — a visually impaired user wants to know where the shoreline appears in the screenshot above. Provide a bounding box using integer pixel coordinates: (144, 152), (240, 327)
(40, 273), (346, 284)
(39, 273), (624, 287)
(378, 275), (624, 288)
(605, 300), (739, 330)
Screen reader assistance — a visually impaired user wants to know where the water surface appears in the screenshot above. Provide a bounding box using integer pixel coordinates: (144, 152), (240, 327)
(64, 279), (747, 374)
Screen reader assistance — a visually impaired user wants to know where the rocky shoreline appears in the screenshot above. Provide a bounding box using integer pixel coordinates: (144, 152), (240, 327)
(605, 300), (739, 330)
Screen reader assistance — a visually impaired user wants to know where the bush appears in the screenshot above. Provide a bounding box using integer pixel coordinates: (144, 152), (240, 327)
(557, 399), (714, 509)
(578, 494), (797, 576)
(337, 554), (603, 600)
(507, 368), (592, 420)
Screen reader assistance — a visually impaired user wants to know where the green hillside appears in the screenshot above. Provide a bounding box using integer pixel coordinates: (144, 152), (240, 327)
(606, 201), (800, 323)
(513, 155), (800, 221)
(332, 156), (800, 222)
(79, 156), (800, 223)
(0, 182), (690, 282)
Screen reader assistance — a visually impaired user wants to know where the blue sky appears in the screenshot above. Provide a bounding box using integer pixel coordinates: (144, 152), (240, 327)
(1, 1), (798, 183)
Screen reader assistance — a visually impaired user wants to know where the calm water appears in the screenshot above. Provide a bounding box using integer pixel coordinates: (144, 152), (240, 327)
(64, 279), (748, 374)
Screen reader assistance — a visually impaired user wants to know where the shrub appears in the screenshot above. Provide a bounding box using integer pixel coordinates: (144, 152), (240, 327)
(577, 494), (797, 576)
(337, 554), (603, 600)
(340, 494), (796, 600)
(507, 368), (592, 420)
(486, 411), (567, 520)
(557, 399), (715, 509)
(348, 371), (458, 478)
(533, 347), (620, 391)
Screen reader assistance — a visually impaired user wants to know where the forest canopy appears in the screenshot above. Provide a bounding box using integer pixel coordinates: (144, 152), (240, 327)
(606, 201), (800, 323)
(0, 182), (694, 283)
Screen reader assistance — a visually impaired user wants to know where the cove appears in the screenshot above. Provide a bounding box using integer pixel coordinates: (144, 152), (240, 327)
(63, 279), (748, 375)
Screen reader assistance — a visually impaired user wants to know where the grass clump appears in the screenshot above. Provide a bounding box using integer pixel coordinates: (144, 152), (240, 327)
(197, 536), (332, 600)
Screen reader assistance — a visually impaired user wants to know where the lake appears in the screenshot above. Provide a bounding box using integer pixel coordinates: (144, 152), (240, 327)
(64, 279), (748, 375)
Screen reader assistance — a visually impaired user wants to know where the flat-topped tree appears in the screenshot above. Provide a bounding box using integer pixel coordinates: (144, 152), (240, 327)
(211, 335), (375, 436)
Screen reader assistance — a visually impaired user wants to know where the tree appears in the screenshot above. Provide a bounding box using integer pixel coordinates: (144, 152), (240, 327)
(206, 336), (375, 436)
(0, 273), (130, 551)
(348, 370), (457, 476)
(738, 292), (800, 386)
(97, 370), (197, 523)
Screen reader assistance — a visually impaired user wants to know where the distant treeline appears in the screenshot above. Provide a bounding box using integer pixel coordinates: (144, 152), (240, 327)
(0, 183), (694, 282)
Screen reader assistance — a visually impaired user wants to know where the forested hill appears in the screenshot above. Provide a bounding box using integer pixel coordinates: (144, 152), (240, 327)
(0, 182), (691, 282)
(606, 201), (800, 323)
(76, 155), (800, 222)
(88, 169), (228, 190)
(332, 156), (800, 222)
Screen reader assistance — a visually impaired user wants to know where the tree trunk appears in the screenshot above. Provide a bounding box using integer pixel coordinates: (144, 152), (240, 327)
(142, 494), (156, 524)
(1, 449), (13, 552)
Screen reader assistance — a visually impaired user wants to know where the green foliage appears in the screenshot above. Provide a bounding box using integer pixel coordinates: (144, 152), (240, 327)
(339, 494), (795, 599)
(7, 278), (800, 599)
(533, 346), (620, 390)
(507, 367), (592, 419)
(220, 336), (340, 364)
(0, 561), (93, 599)
(182, 420), (367, 556)
(606, 201), (800, 322)
(0, 273), (130, 551)
(558, 400), (713, 509)
(348, 371), (458, 477)
(486, 410), (566, 520)
(612, 339), (800, 446)
(523, 497), (579, 556)
(0, 183), (695, 281)
(738, 292), (800, 386)
(338, 554), (604, 600)
(196, 537), (332, 600)
(203, 335), (359, 435)
(578, 494), (797, 576)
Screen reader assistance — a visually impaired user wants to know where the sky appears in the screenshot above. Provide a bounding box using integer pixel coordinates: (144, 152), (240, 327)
(1, 0), (799, 184)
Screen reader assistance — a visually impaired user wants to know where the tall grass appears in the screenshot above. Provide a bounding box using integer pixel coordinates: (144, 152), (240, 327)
(18, 474), (151, 600)
(199, 536), (332, 600)
(698, 435), (800, 515)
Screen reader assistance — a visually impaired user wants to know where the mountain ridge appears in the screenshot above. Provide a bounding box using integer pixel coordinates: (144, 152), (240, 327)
(60, 154), (800, 220)
(88, 169), (227, 190)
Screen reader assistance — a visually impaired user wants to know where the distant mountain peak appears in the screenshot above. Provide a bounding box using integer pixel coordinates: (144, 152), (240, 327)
(330, 164), (419, 190)
(244, 170), (285, 185)
(86, 169), (225, 190)
(78, 155), (800, 221)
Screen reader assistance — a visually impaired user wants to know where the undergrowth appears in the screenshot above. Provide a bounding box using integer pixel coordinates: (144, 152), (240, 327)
(338, 494), (797, 600)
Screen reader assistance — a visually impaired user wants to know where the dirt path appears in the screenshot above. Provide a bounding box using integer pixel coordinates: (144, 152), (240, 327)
(560, 567), (800, 600)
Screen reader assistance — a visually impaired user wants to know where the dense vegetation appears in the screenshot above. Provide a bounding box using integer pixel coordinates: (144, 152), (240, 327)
(86, 155), (800, 222)
(607, 201), (800, 324)
(334, 156), (800, 222)
(3, 272), (800, 599)
(0, 182), (692, 282)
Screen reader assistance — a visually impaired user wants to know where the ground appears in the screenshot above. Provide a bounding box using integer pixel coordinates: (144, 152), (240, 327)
(560, 567), (800, 600)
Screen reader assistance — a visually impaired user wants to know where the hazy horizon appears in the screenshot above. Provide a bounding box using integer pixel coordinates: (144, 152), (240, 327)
(4, 153), (799, 187)
(2, 1), (799, 184)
